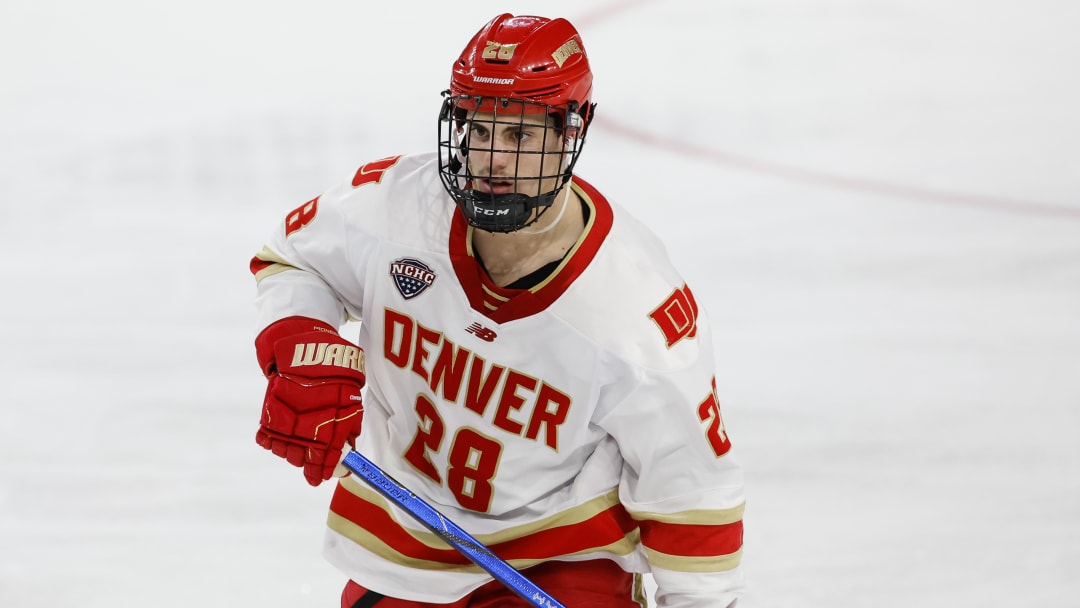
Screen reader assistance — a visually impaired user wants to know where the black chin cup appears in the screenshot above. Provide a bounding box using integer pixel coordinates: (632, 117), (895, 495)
(451, 187), (560, 233)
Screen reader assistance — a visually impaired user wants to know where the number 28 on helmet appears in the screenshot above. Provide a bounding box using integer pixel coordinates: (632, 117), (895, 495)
(437, 14), (596, 233)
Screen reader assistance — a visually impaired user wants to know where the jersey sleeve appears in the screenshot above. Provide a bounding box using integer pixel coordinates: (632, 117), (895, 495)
(249, 178), (367, 332)
(596, 290), (745, 607)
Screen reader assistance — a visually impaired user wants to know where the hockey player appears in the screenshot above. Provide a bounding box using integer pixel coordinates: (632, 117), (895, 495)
(250, 13), (745, 607)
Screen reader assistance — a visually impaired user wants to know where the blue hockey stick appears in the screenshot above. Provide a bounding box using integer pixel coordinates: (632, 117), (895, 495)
(339, 450), (566, 608)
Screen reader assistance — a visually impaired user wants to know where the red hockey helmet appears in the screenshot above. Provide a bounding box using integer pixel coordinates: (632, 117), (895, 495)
(449, 14), (593, 121)
(438, 14), (597, 232)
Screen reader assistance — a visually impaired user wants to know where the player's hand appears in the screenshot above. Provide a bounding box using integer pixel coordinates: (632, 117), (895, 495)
(254, 316), (366, 486)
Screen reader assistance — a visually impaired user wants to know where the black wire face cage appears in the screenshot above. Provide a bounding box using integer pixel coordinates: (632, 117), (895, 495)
(437, 91), (591, 233)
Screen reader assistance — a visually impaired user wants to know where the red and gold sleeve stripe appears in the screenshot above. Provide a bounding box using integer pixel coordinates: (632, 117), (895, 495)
(632, 503), (744, 572)
(327, 477), (641, 572)
(250, 246), (297, 282)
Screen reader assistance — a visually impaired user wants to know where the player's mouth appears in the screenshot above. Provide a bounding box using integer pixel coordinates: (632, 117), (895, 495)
(473, 177), (516, 195)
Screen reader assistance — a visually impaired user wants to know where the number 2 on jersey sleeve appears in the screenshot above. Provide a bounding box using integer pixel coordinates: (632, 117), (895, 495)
(697, 376), (732, 457)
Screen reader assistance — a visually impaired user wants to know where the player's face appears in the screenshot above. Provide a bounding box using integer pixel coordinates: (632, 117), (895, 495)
(465, 111), (567, 198)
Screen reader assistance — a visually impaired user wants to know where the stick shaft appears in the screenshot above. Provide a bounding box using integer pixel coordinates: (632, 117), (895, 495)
(340, 451), (566, 608)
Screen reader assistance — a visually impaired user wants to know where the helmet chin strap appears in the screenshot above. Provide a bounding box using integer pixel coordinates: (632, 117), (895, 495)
(518, 177), (573, 236)
(518, 146), (576, 236)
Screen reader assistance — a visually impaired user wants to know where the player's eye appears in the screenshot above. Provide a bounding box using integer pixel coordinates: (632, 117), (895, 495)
(469, 124), (490, 140)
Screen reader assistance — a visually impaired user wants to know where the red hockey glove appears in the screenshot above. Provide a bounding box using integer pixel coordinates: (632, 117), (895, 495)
(255, 316), (366, 486)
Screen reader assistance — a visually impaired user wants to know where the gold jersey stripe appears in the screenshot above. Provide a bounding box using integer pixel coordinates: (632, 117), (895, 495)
(628, 501), (745, 526)
(326, 511), (642, 572)
(632, 573), (648, 608)
(253, 245), (288, 265)
(253, 263), (294, 282)
(337, 476), (626, 547)
(252, 246), (298, 282)
(644, 546), (743, 573)
(480, 283), (512, 302)
(327, 511), (485, 572)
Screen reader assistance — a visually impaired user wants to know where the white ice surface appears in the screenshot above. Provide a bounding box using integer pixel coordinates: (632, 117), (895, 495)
(2, 1), (1078, 606)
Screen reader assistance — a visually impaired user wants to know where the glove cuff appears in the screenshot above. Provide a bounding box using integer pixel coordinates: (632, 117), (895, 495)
(255, 316), (339, 376)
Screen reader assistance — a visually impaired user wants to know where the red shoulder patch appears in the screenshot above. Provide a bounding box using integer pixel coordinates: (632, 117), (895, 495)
(648, 284), (699, 348)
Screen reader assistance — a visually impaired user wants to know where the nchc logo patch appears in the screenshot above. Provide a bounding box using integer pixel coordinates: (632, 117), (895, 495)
(389, 258), (437, 299)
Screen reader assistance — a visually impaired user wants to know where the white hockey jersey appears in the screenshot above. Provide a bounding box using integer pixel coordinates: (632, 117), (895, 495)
(251, 153), (745, 606)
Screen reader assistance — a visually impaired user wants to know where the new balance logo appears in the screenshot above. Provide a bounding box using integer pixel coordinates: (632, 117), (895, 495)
(465, 322), (498, 342)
